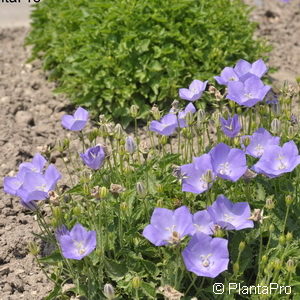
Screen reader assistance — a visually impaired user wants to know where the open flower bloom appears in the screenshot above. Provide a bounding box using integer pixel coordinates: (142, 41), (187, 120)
(182, 232), (229, 278)
(191, 210), (214, 235)
(214, 67), (239, 85)
(178, 103), (196, 128)
(207, 195), (254, 230)
(210, 143), (247, 182)
(17, 164), (61, 204)
(19, 153), (47, 173)
(56, 223), (97, 260)
(234, 59), (268, 81)
(180, 154), (216, 194)
(220, 114), (241, 138)
(244, 128), (280, 158)
(252, 141), (300, 178)
(149, 114), (178, 136)
(61, 107), (89, 131)
(227, 75), (271, 107)
(3, 168), (27, 196)
(80, 145), (105, 170)
(215, 59), (267, 86)
(179, 79), (208, 101)
(143, 206), (194, 246)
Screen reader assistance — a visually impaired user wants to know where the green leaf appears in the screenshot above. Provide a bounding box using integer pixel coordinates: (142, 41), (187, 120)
(39, 251), (63, 265)
(104, 258), (128, 280)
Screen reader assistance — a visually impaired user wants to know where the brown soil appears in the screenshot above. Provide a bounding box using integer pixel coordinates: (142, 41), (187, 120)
(0, 1), (299, 299)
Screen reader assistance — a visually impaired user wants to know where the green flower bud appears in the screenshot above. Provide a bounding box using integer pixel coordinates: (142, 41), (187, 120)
(279, 235), (286, 245)
(269, 224), (275, 233)
(196, 109), (206, 128)
(286, 259), (296, 273)
(103, 283), (115, 299)
(136, 182), (146, 197)
(242, 136), (251, 147)
(271, 118), (281, 135)
(236, 107), (242, 115)
(274, 259), (282, 271)
(233, 262), (239, 275)
(114, 124), (124, 140)
(28, 241), (40, 256)
(120, 202), (128, 211)
(160, 135), (168, 145)
(151, 105), (161, 120)
(261, 255), (268, 264)
(185, 111), (194, 126)
(286, 232), (293, 243)
(130, 105), (139, 118)
(285, 195), (293, 206)
(99, 186), (109, 199)
(132, 276), (141, 289)
(265, 196), (275, 210)
(73, 206), (82, 217)
(238, 241), (246, 253)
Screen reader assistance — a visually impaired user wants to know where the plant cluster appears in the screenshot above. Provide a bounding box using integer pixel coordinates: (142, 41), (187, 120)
(26, 0), (269, 125)
(3, 59), (300, 299)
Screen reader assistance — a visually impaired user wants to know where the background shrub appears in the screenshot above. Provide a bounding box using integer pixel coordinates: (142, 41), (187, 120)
(26, 0), (269, 124)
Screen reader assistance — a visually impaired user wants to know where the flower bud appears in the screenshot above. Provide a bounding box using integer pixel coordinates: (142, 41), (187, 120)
(274, 259), (282, 271)
(103, 283), (115, 299)
(132, 276), (141, 289)
(261, 255), (268, 264)
(156, 184), (164, 194)
(73, 206), (82, 217)
(287, 125), (295, 139)
(269, 224), (275, 233)
(236, 107), (242, 115)
(99, 186), (109, 199)
(196, 109), (205, 127)
(271, 118), (281, 135)
(233, 262), (239, 275)
(110, 184), (126, 194)
(286, 232), (293, 243)
(286, 259), (296, 273)
(136, 182), (146, 197)
(185, 111), (194, 126)
(238, 241), (246, 253)
(151, 105), (161, 120)
(125, 136), (136, 154)
(160, 135), (168, 145)
(242, 136), (251, 147)
(285, 195), (293, 206)
(265, 196), (275, 210)
(120, 202), (128, 211)
(28, 241), (40, 256)
(130, 105), (139, 118)
(114, 124), (124, 140)
(279, 235), (286, 246)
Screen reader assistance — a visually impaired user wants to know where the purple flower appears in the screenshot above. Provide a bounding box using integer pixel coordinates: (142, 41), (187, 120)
(220, 114), (241, 138)
(143, 206), (194, 246)
(178, 103), (196, 128)
(214, 67), (239, 85)
(56, 223), (97, 260)
(244, 128), (280, 158)
(182, 232), (229, 278)
(207, 195), (254, 230)
(19, 153), (47, 173)
(252, 141), (300, 178)
(227, 75), (271, 107)
(191, 210), (214, 235)
(149, 114), (178, 136)
(61, 107), (89, 131)
(215, 59), (267, 86)
(3, 168), (27, 196)
(80, 145), (105, 170)
(125, 136), (136, 153)
(179, 79), (208, 101)
(180, 154), (216, 194)
(17, 164), (61, 203)
(209, 143), (247, 182)
(234, 59), (268, 81)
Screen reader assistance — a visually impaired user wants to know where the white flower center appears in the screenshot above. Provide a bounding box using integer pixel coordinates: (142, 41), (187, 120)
(74, 241), (86, 255)
(165, 225), (181, 244)
(223, 213), (234, 222)
(200, 254), (213, 268)
(218, 162), (231, 175)
(244, 93), (253, 99)
(276, 155), (287, 170)
(254, 144), (264, 156)
(35, 183), (47, 192)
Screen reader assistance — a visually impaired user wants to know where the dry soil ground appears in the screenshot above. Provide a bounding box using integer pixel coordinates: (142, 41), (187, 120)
(0, 1), (299, 299)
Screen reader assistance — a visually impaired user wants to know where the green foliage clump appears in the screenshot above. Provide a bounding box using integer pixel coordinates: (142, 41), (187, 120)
(26, 0), (269, 124)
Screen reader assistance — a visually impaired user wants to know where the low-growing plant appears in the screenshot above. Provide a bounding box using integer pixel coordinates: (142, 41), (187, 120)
(4, 60), (300, 299)
(26, 0), (270, 125)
